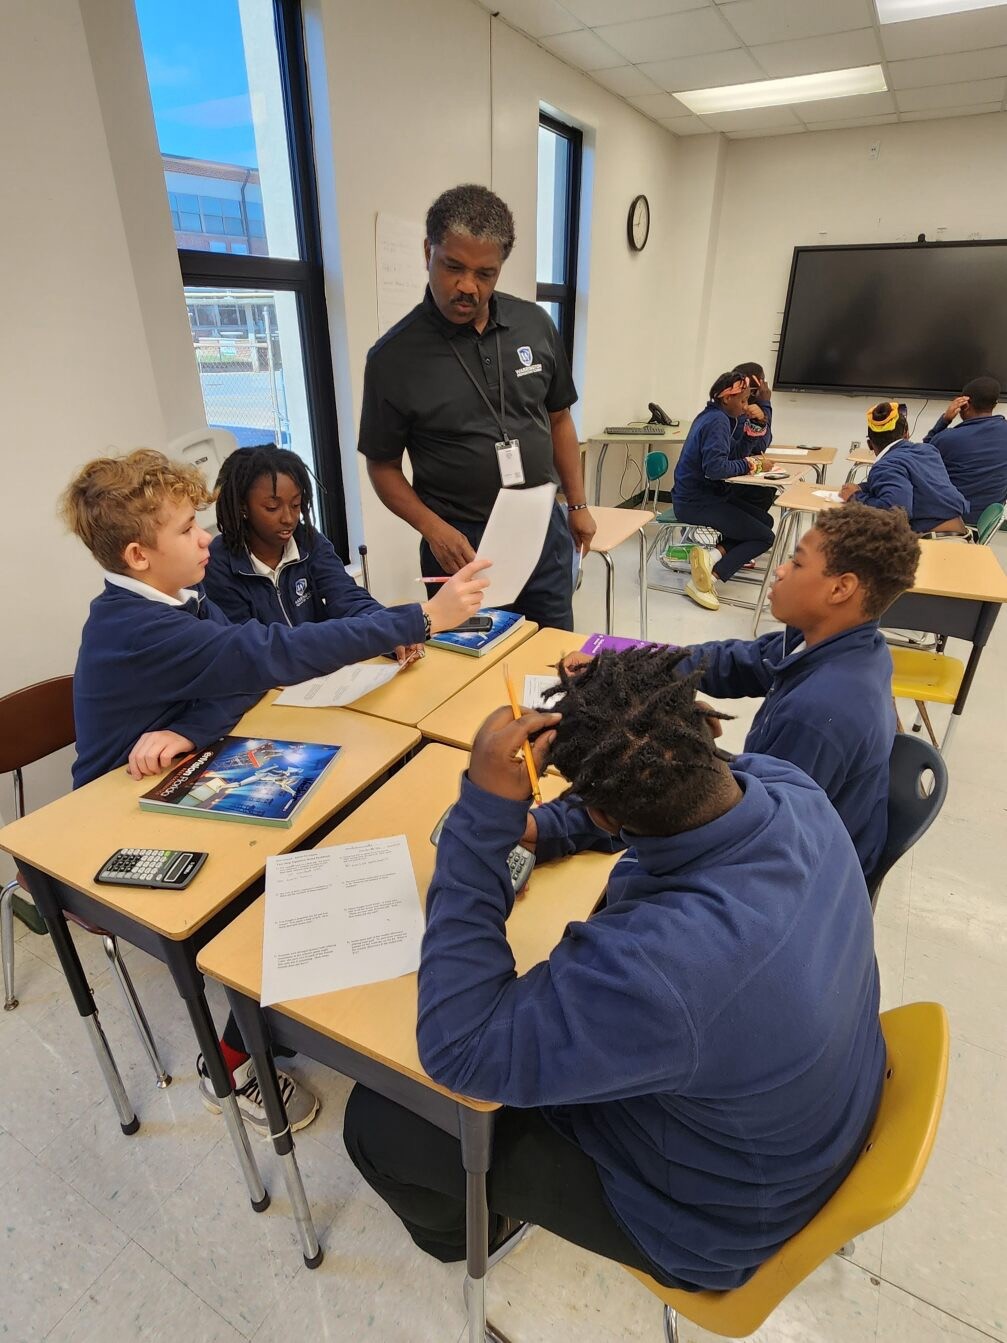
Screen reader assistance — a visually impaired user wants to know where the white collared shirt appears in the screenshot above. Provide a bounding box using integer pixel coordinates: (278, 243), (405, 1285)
(248, 536), (300, 586)
(102, 571), (198, 607)
(869, 438), (907, 469)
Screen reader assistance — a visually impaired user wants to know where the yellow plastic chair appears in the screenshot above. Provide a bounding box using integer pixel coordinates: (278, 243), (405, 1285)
(626, 1002), (949, 1340)
(890, 647), (965, 751)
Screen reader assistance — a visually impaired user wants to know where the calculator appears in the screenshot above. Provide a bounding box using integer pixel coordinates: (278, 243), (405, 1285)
(95, 848), (208, 890)
(430, 809), (536, 892)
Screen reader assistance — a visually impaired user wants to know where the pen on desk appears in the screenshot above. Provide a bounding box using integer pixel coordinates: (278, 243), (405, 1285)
(502, 662), (542, 804)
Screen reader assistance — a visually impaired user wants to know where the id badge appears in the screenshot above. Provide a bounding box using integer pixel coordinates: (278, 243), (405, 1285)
(495, 438), (525, 487)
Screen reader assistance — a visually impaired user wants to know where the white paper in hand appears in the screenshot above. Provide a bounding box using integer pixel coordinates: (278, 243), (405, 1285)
(275, 660), (402, 708)
(476, 483), (558, 607)
(260, 836), (423, 1006)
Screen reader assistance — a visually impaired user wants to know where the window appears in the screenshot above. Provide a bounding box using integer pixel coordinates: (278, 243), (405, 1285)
(536, 113), (582, 365)
(135, 0), (347, 553)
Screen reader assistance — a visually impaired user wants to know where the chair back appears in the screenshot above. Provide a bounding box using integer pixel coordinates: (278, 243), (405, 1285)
(866, 733), (947, 908)
(627, 1002), (950, 1338)
(974, 502), (1005, 545)
(0, 676), (76, 781)
(644, 451), (669, 482)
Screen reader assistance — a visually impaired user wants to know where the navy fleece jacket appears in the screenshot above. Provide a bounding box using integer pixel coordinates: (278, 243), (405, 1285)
(673, 403), (753, 509)
(417, 754), (884, 1291)
(678, 623), (894, 874)
(923, 414), (1007, 525)
(204, 525), (387, 628)
(853, 440), (968, 532)
(71, 583), (425, 787)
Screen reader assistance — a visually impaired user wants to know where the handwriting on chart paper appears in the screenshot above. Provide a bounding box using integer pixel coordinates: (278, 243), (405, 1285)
(376, 213), (427, 335)
(260, 837), (423, 1006)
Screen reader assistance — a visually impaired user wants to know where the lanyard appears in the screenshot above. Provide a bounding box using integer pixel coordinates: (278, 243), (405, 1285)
(447, 330), (510, 441)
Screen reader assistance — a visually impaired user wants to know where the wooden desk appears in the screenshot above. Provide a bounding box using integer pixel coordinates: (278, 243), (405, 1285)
(587, 423), (689, 505)
(305, 621), (537, 729)
(722, 468), (808, 488)
(0, 698), (419, 1216)
(587, 506), (654, 638)
(763, 445), (837, 484)
(197, 743), (621, 1333)
(884, 541), (1007, 748)
(419, 627), (587, 749)
(750, 484), (844, 634)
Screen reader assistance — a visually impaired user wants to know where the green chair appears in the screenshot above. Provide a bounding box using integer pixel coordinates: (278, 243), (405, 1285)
(971, 502), (1004, 545)
(643, 451), (669, 513)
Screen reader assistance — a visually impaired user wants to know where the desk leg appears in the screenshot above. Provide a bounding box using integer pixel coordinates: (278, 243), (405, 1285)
(943, 601), (998, 755)
(639, 527), (649, 640)
(20, 865), (138, 1135)
(751, 510), (797, 637)
(460, 1109), (512, 1343)
(593, 442), (609, 506)
(814, 464), (826, 485)
(179, 980), (270, 1214)
(225, 988), (322, 1264)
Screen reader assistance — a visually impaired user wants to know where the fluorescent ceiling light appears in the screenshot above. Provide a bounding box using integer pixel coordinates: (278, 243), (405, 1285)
(676, 65), (888, 115)
(876, 0), (1006, 23)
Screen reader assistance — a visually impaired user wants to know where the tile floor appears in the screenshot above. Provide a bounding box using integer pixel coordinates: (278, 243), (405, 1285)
(2, 525), (1005, 1343)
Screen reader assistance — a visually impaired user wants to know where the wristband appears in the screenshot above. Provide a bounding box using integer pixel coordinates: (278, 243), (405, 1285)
(567, 502), (589, 512)
(422, 612), (432, 641)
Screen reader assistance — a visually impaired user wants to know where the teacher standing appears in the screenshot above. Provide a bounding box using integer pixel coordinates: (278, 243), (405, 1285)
(358, 184), (595, 631)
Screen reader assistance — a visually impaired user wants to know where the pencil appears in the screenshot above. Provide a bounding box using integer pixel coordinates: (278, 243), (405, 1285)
(414, 576), (451, 584)
(502, 663), (542, 804)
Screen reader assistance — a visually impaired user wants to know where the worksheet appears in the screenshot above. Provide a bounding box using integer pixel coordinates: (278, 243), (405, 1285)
(275, 660), (402, 707)
(813, 489), (845, 504)
(523, 674), (561, 710)
(477, 482), (558, 607)
(260, 836), (423, 1006)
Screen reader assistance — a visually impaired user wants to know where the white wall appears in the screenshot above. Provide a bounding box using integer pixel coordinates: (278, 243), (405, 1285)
(304, 0), (682, 603)
(693, 113), (1007, 467)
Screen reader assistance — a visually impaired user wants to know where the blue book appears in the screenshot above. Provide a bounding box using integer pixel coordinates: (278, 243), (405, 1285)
(139, 736), (340, 827)
(428, 608), (525, 657)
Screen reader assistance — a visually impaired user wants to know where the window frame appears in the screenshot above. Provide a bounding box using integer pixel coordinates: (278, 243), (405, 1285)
(167, 0), (347, 555)
(536, 111), (582, 367)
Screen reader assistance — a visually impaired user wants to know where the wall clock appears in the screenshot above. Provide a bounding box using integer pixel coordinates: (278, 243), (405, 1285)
(628, 194), (650, 251)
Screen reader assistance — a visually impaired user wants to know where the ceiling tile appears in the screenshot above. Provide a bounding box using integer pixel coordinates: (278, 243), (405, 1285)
(594, 7), (739, 62)
(662, 114), (717, 133)
(485, 0), (583, 38)
(562, 0), (709, 25)
(900, 103), (1004, 121)
(716, 0), (874, 46)
(889, 45), (1007, 89)
(749, 27), (882, 78)
(793, 90), (897, 122)
(702, 104), (802, 130)
(726, 123), (806, 137)
(591, 64), (663, 96)
(808, 113), (900, 129)
(628, 91), (695, 116)
(639, 46), (763, 90)
(540, 27), (625, 69)
(879, 6), (1007, 60)
(896, 76), (1006, 110)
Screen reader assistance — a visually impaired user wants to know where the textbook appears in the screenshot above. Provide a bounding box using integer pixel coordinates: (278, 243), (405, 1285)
(580, 633), (669, 655)
(139, 736), (340, 828)
(428, 608), (525, 657)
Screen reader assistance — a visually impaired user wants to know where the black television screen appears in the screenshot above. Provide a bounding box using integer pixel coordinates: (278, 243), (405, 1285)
(774, 241), (1007, 398)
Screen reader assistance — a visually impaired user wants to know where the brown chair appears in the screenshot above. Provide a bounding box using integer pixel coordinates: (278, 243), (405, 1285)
(1, 676), (170, 1087)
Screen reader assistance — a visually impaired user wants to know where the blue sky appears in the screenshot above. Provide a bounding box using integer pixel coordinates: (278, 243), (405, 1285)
(135, 0), (257, 167)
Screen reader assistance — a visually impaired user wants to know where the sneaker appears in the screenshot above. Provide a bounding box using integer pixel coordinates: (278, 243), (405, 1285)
(686, 546), (720, 610)
(196, 1054), (320, 1136)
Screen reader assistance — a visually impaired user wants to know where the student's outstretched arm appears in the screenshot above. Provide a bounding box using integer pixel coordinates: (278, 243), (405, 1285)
(168, 691), (264, 750)
(676, 634), (779, 699)
(858, 466), (913, 514)
(417, 774), (696, 1106)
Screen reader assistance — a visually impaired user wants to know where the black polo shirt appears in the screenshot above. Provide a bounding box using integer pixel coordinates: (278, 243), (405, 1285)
(358, 288), (577, 524)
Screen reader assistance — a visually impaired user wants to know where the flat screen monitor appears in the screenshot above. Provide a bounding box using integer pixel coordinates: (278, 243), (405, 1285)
(774, 241), (1007, 398)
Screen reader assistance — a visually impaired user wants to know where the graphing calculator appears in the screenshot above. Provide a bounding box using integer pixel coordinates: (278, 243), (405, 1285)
(95, 848), (208, 890)
(430, 808), (536, 892)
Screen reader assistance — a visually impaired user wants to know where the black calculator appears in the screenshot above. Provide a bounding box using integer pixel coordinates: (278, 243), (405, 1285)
(430, 809), (535, 892)
(95, 848), (208, 890)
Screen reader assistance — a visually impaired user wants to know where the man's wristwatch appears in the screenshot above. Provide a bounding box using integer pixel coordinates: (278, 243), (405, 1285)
(422, 612), (432, 641)
(567, 502), (589, 512)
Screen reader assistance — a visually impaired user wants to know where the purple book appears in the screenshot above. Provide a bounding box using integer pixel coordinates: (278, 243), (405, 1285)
(580, 633), (674, 655)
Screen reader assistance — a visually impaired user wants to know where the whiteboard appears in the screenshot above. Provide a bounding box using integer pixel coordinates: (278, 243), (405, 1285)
(375, 213), (427, 335)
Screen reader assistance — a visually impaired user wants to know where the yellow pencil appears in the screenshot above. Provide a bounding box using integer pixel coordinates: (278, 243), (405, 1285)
(502, 663), (542, 804)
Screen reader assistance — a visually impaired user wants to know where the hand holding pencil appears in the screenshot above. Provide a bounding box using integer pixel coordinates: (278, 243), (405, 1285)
(468, 695), (561, 806)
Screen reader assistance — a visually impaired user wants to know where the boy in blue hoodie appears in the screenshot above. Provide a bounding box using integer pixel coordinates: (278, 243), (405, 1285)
(61, 449), (488, 1132)
(204, 446), (418, 656)
(840, 401), (969, 534)
(923, 376), (1007, 526)
(342, 650), (884, 1292)
(672, 371), (777, 612)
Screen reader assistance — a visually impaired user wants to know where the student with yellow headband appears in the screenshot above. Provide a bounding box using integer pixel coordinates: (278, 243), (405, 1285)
(672, 371), (776, 611)
(839, 402), (969, 534)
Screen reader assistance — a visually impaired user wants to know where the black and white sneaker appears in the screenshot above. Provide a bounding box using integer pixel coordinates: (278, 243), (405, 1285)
(196, 1055), (320, 1136)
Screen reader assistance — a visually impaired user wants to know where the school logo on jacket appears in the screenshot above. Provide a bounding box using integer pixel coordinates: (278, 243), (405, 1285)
(515, 344), (542, 377)
(294, 577), (311, 606)
(517, 346), (533, 366)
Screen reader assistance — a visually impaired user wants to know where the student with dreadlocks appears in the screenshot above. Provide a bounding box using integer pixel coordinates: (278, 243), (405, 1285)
(341, 649), (884, 1294)
(205, 445), (422, 664)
